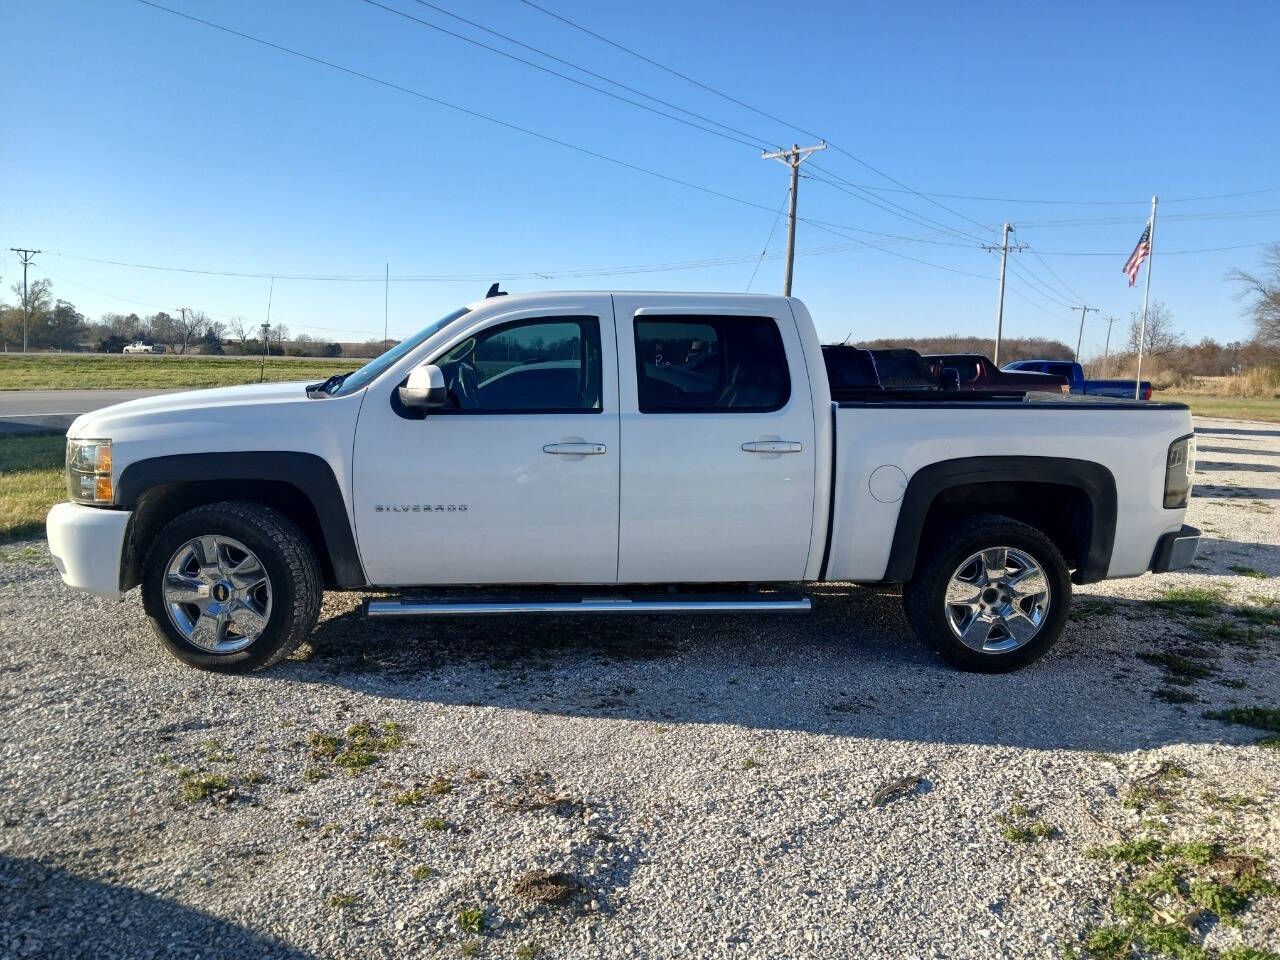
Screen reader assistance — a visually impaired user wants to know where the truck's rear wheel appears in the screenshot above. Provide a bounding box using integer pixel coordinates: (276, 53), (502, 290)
(141, 502), (322, 672)
(903, 515), (1071, 672)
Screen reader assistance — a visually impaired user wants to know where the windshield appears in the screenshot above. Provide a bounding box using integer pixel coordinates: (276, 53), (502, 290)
(330, 307), (471, 397)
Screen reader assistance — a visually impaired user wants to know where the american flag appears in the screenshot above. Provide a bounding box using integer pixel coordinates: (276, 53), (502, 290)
(1123, 222), (1151, 286)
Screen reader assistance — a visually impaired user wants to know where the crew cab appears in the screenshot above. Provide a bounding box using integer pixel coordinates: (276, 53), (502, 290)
(122, 340), (165, 355)
(46, 291), (1199, 674)
(1002, 359), (1153, 400)
(924, 353), (1069, 394)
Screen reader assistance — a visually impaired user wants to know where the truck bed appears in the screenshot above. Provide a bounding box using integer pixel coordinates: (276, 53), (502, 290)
(823, 396), (1192, 583)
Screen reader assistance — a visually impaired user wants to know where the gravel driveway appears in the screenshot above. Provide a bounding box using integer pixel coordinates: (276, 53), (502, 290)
(2, 417), (1277, 960)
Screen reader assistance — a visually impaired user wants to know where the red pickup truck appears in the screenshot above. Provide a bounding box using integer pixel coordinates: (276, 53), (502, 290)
(924, 354), (1068, 394)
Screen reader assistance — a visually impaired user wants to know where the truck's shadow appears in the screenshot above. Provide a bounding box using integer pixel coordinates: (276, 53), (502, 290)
(0, 854), (316, 960)
(286, 581), (1270, 753)
(1195, 425), (1280, 438)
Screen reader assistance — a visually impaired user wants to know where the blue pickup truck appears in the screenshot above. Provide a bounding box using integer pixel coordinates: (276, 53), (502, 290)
(1002, 359), (1152, 400)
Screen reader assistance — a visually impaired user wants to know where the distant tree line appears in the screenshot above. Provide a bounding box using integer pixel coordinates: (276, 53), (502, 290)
(0, 280), (393, 358)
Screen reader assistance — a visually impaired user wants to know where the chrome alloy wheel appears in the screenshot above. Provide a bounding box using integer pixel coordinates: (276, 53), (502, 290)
(163, 535), (273, 653)
(943, 546), (1051, 653)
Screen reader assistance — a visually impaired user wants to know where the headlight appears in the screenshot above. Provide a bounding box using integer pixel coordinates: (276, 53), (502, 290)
(66, 438), (114, 504)
(1163, 434), (1194, 509)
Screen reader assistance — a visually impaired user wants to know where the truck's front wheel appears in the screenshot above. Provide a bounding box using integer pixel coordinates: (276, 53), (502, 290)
(903, 515), (1071, 672)
(141, 502), (322, 672)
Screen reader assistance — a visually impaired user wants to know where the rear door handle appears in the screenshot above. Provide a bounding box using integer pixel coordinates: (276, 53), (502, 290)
(543, 442), (606, 456)
(741, 440), (803, 453)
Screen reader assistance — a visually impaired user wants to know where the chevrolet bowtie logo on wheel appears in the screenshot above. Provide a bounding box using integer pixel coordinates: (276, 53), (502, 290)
(373, 504), (468, 513)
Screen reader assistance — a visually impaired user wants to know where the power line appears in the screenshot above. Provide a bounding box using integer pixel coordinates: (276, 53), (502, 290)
(356, 0), (767, 151)
(805, 220), (994, 281)
(745, 191), (789, 293)
(1029, 241), (1275, 257)
(1027, 246), (1088, 305)
(1016, 208), (1280, 228)
(515, 0), (996, 241)
(43, 270), (406, 337)
(131, 0), (779, 217)
(1003, 256), (1079, 309)
(44, 233), (965, 286)
(778, 183), (1280, 207)
(395, 0), (780, 149)
(380, 0), (995, 249)
(804, 168), (990, 244)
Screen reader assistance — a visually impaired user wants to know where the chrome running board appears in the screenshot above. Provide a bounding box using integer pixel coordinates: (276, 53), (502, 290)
(365, 594), (812, 617)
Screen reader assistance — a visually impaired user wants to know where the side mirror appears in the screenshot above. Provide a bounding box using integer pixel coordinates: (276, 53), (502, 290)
(940, 367), (961, 392)
(398, 364), (447, 409)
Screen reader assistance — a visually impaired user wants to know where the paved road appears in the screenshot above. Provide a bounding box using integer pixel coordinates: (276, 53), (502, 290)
(0, 389), (177, 434)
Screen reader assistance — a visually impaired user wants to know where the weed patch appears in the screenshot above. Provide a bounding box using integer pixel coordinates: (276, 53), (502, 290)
(1151, 587), (1225, 617)
(996, 803), (1058, 843)
(1205, 708), (1280, 734)
(456, 905), (485, 934)
(178, 770), (233, 804)
(306, 721), (404, 776)
(1229, 565), (1268, 579)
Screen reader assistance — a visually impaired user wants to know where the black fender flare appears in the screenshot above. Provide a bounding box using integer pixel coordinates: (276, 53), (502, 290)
(116, 451), (366, 588)
(882, 456), (1117, 585)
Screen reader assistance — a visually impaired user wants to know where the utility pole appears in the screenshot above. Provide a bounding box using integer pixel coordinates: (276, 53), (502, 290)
(383, 262), (390, 348)
(9, 248), (41, 353)
(1074, 304), (1098, 363)
(260, 278), (274, 383)
(981, 224), (1026, 365)
(1101, 316), (1117, 376)
(761, 142), (825, 296)
(260, 321), (271, 383)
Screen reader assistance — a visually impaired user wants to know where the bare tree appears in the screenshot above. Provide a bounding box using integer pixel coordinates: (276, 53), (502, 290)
(1126, 300), (1184, 356)
(228, 316), (255, 351)
(1228, 242), (1280, 346)
(167, 308), (210, 354)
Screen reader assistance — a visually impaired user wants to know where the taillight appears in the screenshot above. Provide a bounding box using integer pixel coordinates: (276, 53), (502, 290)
(1143, 385), (1153, 401)
(1164, 435), (1194, 508)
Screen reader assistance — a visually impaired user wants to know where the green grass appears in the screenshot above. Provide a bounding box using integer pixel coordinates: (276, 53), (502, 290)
(456, 906), (485, 935)
(0, 435), (65, 542)
(1156, 392), (1280, 423)
(1205, 708), (1280, 733)
(0, 354), (362, 390)
(1150, 587), (1225, 617)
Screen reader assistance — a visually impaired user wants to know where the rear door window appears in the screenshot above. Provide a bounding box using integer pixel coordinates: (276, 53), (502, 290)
(634, 316), (790, 413)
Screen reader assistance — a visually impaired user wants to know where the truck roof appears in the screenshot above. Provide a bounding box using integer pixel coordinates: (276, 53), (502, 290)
(463, 290), (793, 310)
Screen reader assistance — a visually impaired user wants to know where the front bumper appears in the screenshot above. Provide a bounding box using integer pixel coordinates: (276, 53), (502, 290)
(1150, 524), (1201, 573)
(46, 502), (132, 600)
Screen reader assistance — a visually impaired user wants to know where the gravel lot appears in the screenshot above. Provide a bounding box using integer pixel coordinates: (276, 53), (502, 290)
(2, 416), (1278, 960)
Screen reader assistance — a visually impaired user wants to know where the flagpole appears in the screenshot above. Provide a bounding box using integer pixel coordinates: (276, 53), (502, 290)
(1134, 195), (1158, 400)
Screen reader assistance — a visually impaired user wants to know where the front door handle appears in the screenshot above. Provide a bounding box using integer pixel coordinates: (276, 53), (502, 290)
(741, 440), (803, 454)
(543, 442), (606, 456)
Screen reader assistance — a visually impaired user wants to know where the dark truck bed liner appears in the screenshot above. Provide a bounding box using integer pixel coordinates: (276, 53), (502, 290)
(822, 344), (1183, 410)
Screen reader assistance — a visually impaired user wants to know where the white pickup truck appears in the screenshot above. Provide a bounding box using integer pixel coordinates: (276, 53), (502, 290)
(46, 290), (1199, 674)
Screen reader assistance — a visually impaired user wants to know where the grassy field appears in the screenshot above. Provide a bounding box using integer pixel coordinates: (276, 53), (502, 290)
(1155, 392), (1280, 423)
(0, 354), (364, 390)
(0, 435), (64, 543)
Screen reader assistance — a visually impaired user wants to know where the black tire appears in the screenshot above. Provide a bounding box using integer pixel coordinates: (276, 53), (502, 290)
(141, 501), (322, 672)
(902, 514), (1071, 673)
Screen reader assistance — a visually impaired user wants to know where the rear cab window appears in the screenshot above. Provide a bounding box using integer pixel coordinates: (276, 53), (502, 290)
(633, 315), (790, 413)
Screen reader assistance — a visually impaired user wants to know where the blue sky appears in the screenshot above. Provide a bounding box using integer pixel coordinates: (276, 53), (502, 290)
(2, 0), (1276, 355)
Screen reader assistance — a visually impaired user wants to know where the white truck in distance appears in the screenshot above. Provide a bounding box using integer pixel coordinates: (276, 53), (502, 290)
(46, 291), (1199, 673)
(121, 340), (166, 354)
